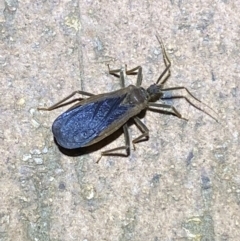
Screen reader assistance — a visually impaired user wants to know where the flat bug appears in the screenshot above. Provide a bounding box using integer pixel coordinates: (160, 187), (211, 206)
(38, 35), (217, 161)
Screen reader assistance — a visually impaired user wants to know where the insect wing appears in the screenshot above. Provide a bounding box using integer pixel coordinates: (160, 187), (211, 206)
(52, 94), (130, 149)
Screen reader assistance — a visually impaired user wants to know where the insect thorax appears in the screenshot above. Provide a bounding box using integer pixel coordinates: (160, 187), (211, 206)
(123, 85), (149, 106)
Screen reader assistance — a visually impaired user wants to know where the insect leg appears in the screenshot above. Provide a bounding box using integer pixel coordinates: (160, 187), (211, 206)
(97, 124), (130, 163)
(155, 35), (171, 85)
(124, 65), (143, 86)
(108, 64), (143, 87)
(125, 66), (143, 87)
(125, 65), (141, 75)
(107, 64), (126, 88)
(108, 64), (140, 76)
(162, 86), (218, 121)
(148, 102), (188, 121)
(132, 117), (149, 149)
(122, 65), (143, 86)
(107, 64), (122, 78)
(38, 90), (94, 111)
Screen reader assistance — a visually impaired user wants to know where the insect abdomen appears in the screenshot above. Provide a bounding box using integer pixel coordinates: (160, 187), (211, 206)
(52, 94), (131, 149)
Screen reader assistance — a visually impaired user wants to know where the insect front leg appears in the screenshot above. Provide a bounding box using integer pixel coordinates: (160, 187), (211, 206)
(148, 102), (188, 121)
(38, 90), (94, 111)
(97, 124), (130, 163)
(162, 86), (218, 121)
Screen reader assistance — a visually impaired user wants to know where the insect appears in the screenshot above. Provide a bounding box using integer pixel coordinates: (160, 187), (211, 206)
(38, 35), (217, 161)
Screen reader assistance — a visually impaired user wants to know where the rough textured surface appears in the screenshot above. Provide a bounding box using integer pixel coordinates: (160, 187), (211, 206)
(0, 0), (239, 240)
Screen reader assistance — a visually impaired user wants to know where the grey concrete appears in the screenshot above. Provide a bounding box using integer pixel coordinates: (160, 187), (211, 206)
(0, 0), (239, 240)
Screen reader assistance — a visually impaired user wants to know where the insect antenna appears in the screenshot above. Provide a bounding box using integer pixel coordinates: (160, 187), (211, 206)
(155, 34), (171, 85)
(155, 34), (218, 122)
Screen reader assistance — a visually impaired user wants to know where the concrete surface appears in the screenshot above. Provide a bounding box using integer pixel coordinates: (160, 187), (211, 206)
(0, 0), (239, 240)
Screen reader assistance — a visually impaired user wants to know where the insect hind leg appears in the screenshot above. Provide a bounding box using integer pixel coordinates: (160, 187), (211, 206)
(96, 124), (130, 163)
(38, 90), (94, 111)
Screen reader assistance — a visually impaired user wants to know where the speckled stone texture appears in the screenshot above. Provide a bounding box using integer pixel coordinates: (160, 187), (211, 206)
(0, 0), (239, 240)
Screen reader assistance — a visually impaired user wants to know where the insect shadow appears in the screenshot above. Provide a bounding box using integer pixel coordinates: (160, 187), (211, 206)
(38, 35), (217, 162)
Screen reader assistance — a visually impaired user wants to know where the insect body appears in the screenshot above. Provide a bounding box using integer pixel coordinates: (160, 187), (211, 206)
(53, 86), (147, 149)
(38, 35), (216, 160)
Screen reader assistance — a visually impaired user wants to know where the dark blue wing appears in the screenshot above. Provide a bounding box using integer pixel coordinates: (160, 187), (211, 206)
(52, 94), (130, 149)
